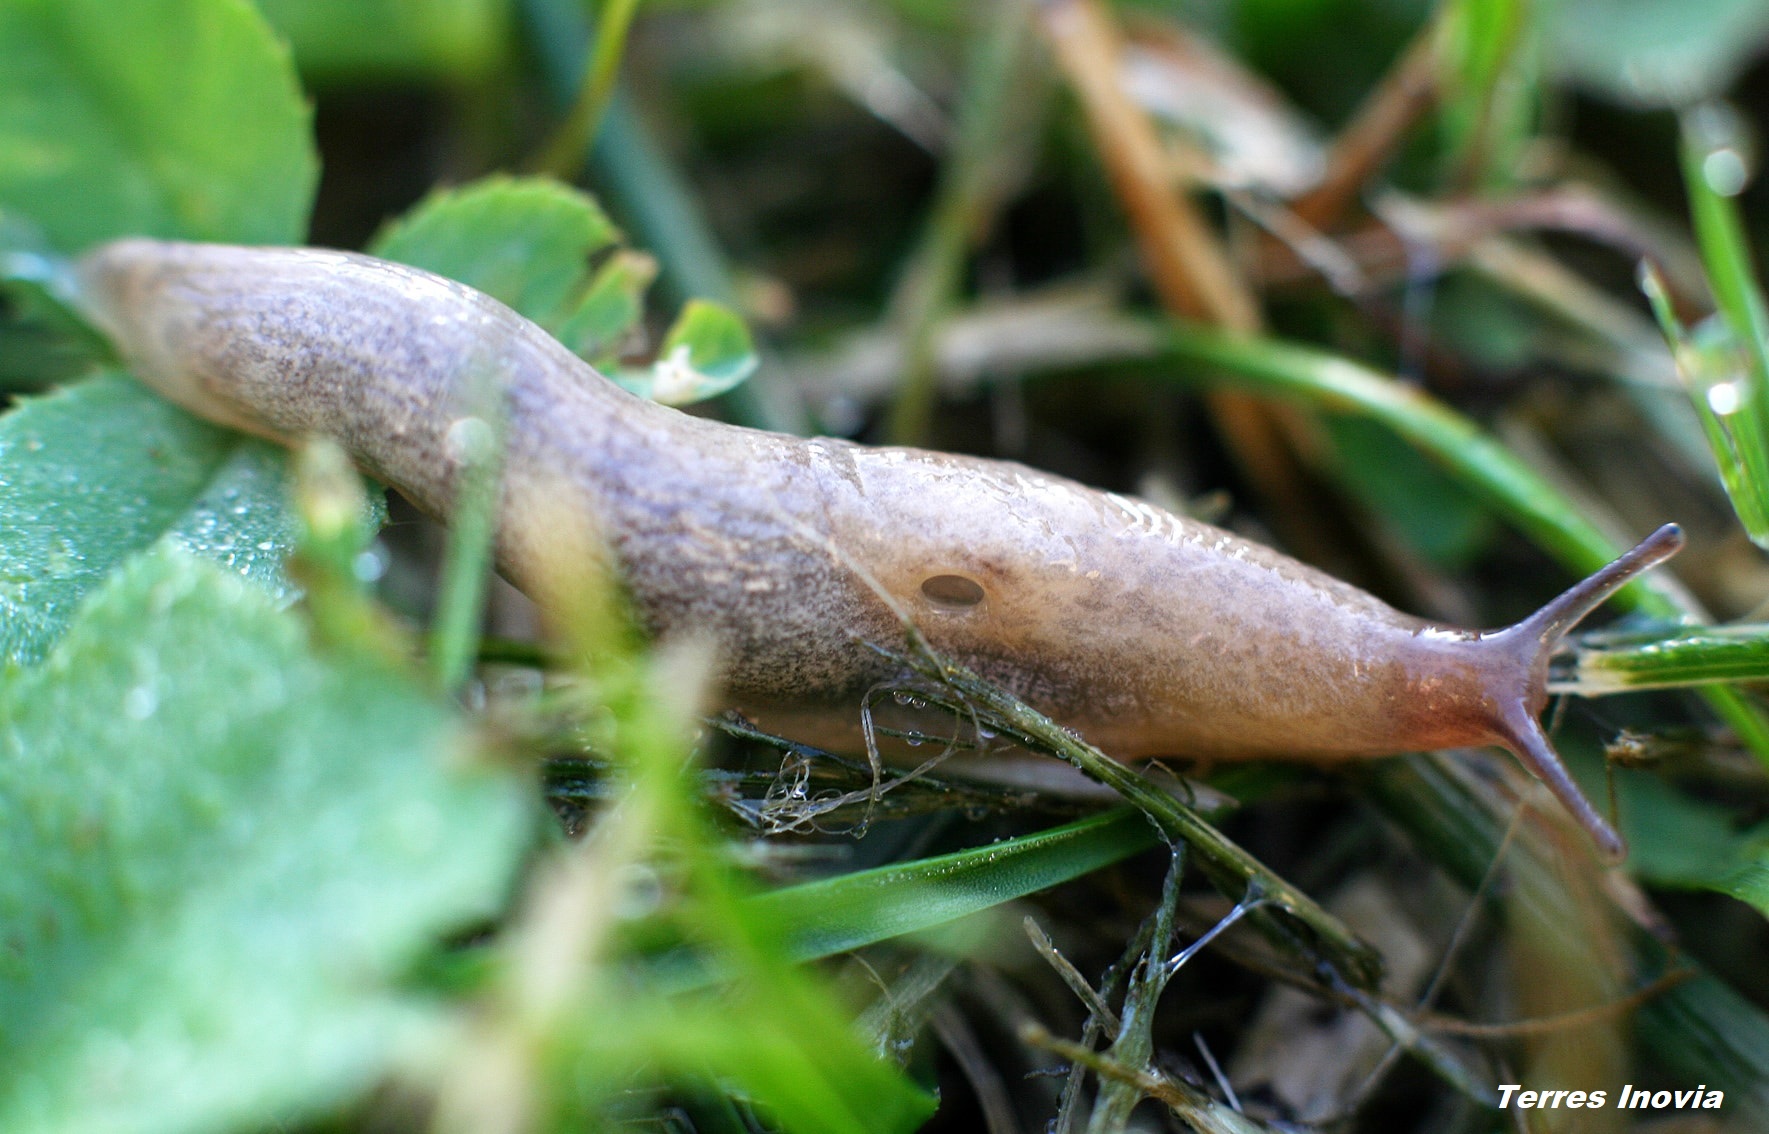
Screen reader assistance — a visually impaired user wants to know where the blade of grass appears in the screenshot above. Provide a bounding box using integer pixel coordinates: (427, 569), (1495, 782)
(1680, 104), (1769, 384)
(749, 809), (1160, 963)
(1668, 105), (1769, 547)
(530, 0), (641, 180)
(1437, 0), (1537, 190)
(885, 0), (1039, 444)
(1563, 624), (1769, 694)
(891, 638), (1384, 991)
(428, 371), (505, 693)
(1646, 267), (1769, 542)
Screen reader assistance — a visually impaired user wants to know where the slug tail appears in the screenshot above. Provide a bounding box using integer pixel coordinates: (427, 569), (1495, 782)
(1481, 524), (1685, 864)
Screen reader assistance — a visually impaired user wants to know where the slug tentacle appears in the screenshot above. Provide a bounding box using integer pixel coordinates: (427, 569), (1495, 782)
(1514, 524), (1687, 651)
(1478, 524), (1686, 863)
(1491, 706), (1627, 863)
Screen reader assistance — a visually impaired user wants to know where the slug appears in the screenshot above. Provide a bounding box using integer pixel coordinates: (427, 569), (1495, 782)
(74, 238), (1684, 861)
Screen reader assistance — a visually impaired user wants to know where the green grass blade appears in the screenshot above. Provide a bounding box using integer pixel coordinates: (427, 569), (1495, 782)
(427, 384), (503, 694)
(1644, 262), (1769, 543)
(531, 0), (641, 179)
(1565, 624), (1769, 693)
(751, 809), (1160, 962)
(1670, 105), (1769, 548)
(1161, 325), (1658, 597)
(1681, 105), (1769, 384)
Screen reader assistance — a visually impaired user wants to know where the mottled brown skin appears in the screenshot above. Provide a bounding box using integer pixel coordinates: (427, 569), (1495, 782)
(75, 239), (1684, 860)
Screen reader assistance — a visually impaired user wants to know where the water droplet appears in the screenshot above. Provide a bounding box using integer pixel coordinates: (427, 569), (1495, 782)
(124, 684), (158, 720)
(44, 535), (81, 579)
(353, 545), (388, 582)
(1704, 149), (1749, 197)
(1685, 102), (1757, 197)
(893, 691), (913, 706)
(1708, 381), (1742, 415)
(445, 416), (496, 464)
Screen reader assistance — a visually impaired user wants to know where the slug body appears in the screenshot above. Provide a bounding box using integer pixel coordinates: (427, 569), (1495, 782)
(76, 239), (1684, 859)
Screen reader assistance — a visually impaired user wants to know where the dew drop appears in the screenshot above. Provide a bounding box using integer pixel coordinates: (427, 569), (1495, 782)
(444, 416), (496, 464)
(44, 536), (81, 579)
(1703, 149), (1749, 197)
(1708, 381), (1742, 415)
(354, 545), (389, 582)
(123, 684), (158, 721)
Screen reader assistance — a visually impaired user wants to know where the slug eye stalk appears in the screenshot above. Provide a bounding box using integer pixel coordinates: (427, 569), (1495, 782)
(1486, 524), (1687, 863)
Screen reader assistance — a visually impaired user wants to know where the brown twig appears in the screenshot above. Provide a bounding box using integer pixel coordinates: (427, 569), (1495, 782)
(1418, 966), (1699, 1038)
(1038, 0), (1258, 330)
(1292, 27), (1440, 229)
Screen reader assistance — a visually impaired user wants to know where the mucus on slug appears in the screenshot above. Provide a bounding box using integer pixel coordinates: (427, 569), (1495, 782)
(72, 238), (1687, 862)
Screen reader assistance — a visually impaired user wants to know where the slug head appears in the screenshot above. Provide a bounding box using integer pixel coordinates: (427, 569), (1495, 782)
(1478, 524), (1685, 864)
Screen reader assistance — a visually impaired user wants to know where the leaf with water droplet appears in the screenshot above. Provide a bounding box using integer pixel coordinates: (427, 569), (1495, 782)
(0, 375), (380, 666)
(614, 300), (760, 406)
(0, 545), (530, 1134)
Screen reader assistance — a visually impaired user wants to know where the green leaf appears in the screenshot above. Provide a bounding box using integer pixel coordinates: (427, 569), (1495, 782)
(371, 175), (759, 405)
(616, 299), (760, 406)
(254, 0), (512, 80)
(1608, 764), (1768, 894)
(554, 248), (657, 360)
(0, 0), (316, 251)
(751, 809), (1160, 964)
(641, 991), (937, 1134)
(1321, 414), (1494, 569)
(369, 175), (621, 328)
(0, 375), (319, 667)
(0, 545), (530, 1134)
(1717, 858), (1769, 914)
